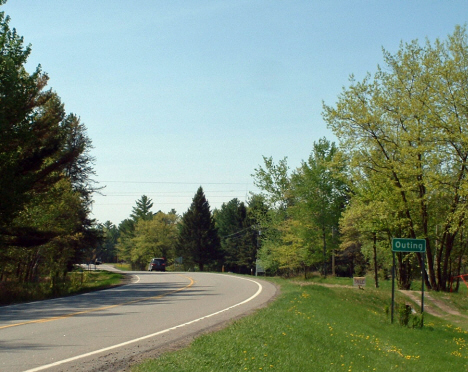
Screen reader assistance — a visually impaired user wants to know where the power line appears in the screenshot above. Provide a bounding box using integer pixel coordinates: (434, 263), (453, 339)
(99, 181), (252, 185)
(220, 226), (254, 239)
(100, 191), (247, 196)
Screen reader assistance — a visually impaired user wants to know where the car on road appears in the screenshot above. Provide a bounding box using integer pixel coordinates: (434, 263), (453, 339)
(148, 258), (166, 272)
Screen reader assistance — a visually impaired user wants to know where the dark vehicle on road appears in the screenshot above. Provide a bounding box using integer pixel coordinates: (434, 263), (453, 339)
(148, 258), (166, 272)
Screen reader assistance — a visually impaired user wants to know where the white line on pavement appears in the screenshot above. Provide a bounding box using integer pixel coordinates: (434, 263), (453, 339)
(23, 276), (263, 372)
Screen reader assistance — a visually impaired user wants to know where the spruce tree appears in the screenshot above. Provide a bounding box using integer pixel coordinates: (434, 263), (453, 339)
(177, 187), (220, 271)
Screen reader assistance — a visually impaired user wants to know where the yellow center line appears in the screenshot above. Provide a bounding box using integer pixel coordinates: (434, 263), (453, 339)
(0, 274), (194, 330)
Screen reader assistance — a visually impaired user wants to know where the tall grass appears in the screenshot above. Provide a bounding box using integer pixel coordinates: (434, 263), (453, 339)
(0, 270), (122, 306)
(133, 278), (468, 372)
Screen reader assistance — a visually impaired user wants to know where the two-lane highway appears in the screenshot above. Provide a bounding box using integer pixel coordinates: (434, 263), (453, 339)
(0, 269), (277, 372)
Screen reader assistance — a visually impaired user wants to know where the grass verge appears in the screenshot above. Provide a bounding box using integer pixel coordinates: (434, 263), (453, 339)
(133, 278), (468, 372)
(0, 270), (123, 306)
(112, 263), (133, 271)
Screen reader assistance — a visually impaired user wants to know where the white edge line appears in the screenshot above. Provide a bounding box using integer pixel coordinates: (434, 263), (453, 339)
(133, 274), (141, 284)
(24, 275), (263, 372)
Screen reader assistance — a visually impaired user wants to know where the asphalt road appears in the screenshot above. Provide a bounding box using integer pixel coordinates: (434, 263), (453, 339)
(0, 267), (277, 372)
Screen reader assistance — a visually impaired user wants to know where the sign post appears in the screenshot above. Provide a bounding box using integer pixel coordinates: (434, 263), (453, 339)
(391, 238), (426, 326)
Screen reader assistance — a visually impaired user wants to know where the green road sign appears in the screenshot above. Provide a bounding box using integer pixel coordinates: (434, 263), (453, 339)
(392, 238), (426, 252)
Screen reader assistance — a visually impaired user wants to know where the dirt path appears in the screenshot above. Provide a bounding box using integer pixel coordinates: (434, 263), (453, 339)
(398, 290), (468, 319)
(294, 280), (467, 321)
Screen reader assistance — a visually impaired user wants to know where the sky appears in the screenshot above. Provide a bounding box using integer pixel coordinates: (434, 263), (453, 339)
(3, 1), (467, 226)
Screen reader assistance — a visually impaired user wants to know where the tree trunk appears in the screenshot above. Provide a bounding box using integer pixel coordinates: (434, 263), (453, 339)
(397, 253), (412, 290)
(322, 230), (327, 278)
(373, 232), (379, 288)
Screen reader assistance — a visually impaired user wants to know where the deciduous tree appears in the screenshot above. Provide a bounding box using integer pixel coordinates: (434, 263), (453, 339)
(323, 26), (468, 290)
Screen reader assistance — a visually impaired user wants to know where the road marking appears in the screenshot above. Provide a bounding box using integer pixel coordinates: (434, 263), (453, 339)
(0, 274), (191, 330)
(132, 274), (141, 283)
(23, 275), (263, 372)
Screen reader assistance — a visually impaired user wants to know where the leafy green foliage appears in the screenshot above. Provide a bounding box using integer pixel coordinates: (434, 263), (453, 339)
(131, 212), (178, 268)
(253, 139), (347, 277)
(116, 196), (178, 270)
(323, 26), (468, 291)
(290, 138), (348, 276)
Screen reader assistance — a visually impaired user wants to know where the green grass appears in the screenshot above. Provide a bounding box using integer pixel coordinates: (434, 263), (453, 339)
(0, 269), (123, 306)
(132, 278), (468, 372)
(292, 273), (394, 290)
(430, 281), (468, 312)
(72, 270), (123, 291)
(112, 263), (133, 271)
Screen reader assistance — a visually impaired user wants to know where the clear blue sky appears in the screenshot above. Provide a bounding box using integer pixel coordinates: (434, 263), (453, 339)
(3, 1), (467, 225)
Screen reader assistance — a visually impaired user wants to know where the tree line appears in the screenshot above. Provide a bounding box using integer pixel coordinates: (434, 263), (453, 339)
(98, 187), (265, 274)
(252, 26), (468, 292)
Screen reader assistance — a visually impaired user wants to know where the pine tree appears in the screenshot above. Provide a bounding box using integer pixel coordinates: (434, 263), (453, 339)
(130, 195), (154, 222)
(0, 4), (100, 285)
(177, 187), (220, 271)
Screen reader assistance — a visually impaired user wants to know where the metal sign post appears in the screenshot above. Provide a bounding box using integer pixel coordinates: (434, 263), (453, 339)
(391, 238), (426, 326)
(391, 251), (395, 323)
(421, 252), (425, 327)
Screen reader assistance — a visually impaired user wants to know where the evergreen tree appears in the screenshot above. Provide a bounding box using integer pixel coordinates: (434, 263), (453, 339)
(215, 198), (261, 274)
(130, 195), (154, 222)
(0, 4), (100, 286)
(116, 218), (135, 264)
(215, 199), (247, 272)
(99, 221), (119, 263)
(177, 187), (220, 271)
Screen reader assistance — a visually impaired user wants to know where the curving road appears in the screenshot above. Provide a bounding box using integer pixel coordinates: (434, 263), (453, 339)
(0, 267), (277, 372)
